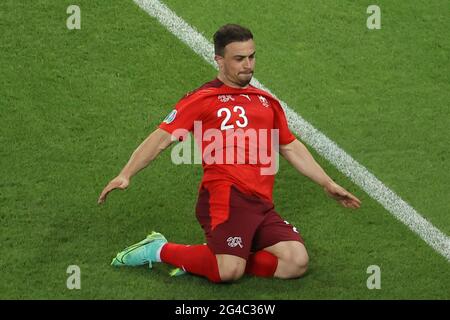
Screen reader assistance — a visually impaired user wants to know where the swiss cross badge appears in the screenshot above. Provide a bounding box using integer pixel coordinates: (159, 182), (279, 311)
(258, 95), (269, 107)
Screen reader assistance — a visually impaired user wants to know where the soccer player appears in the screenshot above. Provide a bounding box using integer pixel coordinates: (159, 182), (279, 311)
(98, 24), (361, 283)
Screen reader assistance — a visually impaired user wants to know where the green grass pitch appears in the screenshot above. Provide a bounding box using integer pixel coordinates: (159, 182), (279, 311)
(0, 0), (449, 299)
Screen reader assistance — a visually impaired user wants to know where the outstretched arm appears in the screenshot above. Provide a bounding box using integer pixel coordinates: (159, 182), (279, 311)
(98, 128), (174, 204)
(279, 139), (361, 209)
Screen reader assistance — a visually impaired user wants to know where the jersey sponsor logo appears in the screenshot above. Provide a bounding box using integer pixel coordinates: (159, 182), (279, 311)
(258, 95), (270, 108)
(227, 236), (243, 248)
(218, 95), (235, 103)
(163, 109), (177, 124)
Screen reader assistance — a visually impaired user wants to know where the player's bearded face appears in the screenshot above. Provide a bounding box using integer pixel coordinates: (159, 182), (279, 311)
(220, 40), (255, 87)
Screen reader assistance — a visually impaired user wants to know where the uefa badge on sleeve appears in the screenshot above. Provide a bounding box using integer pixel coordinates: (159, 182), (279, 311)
(163, 109), (177, 124)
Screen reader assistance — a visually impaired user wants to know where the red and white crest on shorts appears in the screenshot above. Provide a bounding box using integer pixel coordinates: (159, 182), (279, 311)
(227, 236), (243, 248)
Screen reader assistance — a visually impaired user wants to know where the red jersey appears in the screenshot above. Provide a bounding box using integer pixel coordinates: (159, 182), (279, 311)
(159, 78), (296, 203)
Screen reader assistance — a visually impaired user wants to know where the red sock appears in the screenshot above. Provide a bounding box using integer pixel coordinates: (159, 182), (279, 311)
(245, 250), (278, 277)
(160, 243), (221, 283)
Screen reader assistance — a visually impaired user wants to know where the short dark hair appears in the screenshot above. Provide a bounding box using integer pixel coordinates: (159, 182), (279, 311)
(213, 24), (253, 56)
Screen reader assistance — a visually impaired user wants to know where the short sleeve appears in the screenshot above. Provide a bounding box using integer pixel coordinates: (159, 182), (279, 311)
(158, 92), (209, 141)
(272, 100), (296, 145)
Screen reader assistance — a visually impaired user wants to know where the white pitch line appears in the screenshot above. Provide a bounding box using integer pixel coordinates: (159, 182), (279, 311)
(133, 0), (450, 261)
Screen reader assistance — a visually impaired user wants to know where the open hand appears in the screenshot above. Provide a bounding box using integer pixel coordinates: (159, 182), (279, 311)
(323, 181), (361, 209)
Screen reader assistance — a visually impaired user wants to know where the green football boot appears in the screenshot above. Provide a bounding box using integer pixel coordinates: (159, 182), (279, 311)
(169, 267), (187, 277)
(111, 231), (167, 268)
